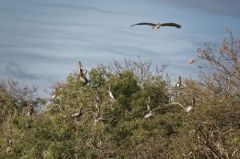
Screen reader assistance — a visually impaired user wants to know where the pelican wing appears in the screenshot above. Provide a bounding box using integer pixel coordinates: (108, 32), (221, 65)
(131, 22), (156, 27)
(71, 112), (80, 118)
(185, 106), (192, 112)
(161, 23), (181, 28)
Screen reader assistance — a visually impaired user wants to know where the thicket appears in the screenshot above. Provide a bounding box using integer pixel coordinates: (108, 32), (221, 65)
(0, 32), (239, 159)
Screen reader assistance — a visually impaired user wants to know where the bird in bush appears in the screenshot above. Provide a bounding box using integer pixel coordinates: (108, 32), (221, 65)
(5, 147), (11, 153)
(144, 96), (154, 118)
(7, 139), (13, 147)
(77, 61), (84, 76)
(51, 93), (56, 100)
(131, 22), (181, 30)
(77, 61), (88, 84)
(79, 75), (87, 84)
(185, 98), (195, 112)
(144, 110), (153, 118)
(71, 107), (83, 118)
(5, 138), (13, 153)
(27, 103), (34, 116)
(108, 85), (116, 101)
(171, 98), (195, 112)
(175, 76), (182, 88)
(94, 114), (107, 125)
(146, 96), (151, 111)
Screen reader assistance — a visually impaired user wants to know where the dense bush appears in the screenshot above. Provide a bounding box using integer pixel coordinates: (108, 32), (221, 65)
(0, 31), (239, 159)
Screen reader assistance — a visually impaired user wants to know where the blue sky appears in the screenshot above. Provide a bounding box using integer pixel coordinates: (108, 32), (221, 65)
(0, 0), (240, 96)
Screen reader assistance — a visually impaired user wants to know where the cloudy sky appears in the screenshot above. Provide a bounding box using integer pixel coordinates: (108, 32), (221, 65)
(0, 0), (240, 97)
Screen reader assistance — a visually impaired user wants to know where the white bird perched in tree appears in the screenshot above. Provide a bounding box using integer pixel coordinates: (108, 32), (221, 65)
(71, 107), (83, 118)
(51, 93), (56, 100)
(144, 96), (154, 118)
(5, 147), (11, 153)
(185, 105), (192, 112)
(94, 114), (106, 125)
(94, 100), (99, 111)
(144, 110), (154, 119)
(79, 75), (88, 84)
(146, 96), (151, 112)
(175, 76), (182, 88)
(27, 103), (34, 116)
(77, 61), (88, 84)
(94, 92), (101, 111)
(108, 85), (116, 101)
(185, 98), (195, 112)
(7, 139), (13, 147)
(171, 98), (195, 113)
(5, 138), (13, 153)
(77, 61), (84, 76)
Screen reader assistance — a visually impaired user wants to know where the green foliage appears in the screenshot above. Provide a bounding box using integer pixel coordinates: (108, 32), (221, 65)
(1, 32), (240, 158)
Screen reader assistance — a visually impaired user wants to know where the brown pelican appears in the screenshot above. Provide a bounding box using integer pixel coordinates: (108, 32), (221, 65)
(71, 107), (83, 118)
(131, 22), (181, 30)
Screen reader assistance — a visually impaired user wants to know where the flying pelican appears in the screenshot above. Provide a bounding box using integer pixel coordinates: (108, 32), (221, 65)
(108, 85), (116, 101)
(131, 22), (181, 30)
(144, 96), (154, 118)
(71, 107), (83, 118)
